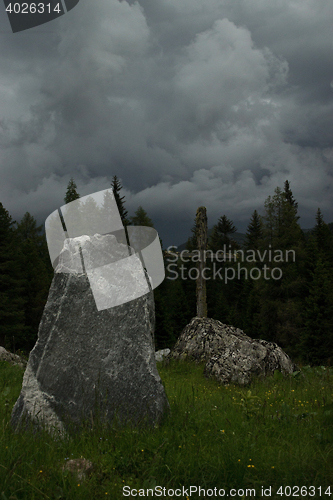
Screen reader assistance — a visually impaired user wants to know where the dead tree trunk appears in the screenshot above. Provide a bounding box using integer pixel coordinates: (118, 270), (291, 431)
(196, 206), (207, 318)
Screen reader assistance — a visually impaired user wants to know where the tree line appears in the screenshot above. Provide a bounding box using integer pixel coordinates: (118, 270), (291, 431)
(0, 178), (332, 367)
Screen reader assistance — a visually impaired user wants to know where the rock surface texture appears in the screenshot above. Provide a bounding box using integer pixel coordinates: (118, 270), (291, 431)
(11, 235), (169, 437)
(168, 317), (298, 386)
(0, 347), (27, 369)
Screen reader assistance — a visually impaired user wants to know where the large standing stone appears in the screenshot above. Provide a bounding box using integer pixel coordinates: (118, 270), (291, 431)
(11, 235), (169, 437)
(168, 317), (299, 386)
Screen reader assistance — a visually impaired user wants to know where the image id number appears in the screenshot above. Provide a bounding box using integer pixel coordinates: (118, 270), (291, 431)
(5, 3), (61, 14)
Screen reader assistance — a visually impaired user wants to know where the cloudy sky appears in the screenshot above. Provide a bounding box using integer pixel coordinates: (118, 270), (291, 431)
(0, 0), (332, 248)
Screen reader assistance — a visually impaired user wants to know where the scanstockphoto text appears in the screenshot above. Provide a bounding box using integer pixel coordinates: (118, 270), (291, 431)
(164, 245), (296, 283)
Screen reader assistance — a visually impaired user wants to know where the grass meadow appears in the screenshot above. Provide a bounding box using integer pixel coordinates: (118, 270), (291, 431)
(0, 356), (333, 499)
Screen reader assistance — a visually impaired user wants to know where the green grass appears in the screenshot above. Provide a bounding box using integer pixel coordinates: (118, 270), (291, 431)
(1, 358), (333, 499)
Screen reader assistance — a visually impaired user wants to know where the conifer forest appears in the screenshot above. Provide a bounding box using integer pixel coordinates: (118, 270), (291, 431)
(1, 177), (332, 368)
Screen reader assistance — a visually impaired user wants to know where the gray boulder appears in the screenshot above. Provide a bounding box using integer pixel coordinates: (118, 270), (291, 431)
(155, 349), (170, 363)
(11, 235), (169, 438)
(168, 317), (298, 386)
(0, 347), (27, 369)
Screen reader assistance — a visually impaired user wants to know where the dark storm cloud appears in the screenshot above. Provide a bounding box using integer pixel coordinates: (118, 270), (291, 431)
(0, 0), (332, 246)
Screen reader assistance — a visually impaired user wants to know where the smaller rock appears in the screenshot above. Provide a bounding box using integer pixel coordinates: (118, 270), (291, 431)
(62, 458), (94, 481)
(155, 349), (170, 362)
(0, 347), (27, 369)
(168, 317), (299, 386)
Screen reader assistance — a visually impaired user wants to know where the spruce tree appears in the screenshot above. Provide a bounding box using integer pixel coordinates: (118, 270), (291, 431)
(208, 215), (239, 253)
(64, 177), (80, 204)
(248, 184), (306, 351)
(212, 287), (230, 323)
(15, 212), (43, 242)
(263, 187), (285, 244)
(78, 196), (101, 236)
(218, 215), (236, 232)
(208, 225), (222, 253)
(243, 281), (262, 337)
(129, 206), (154, 227)
(128, 205), (165, 249)
(244, 210), (264, 251)
(284, 179), (299, 212)
(111, 176), (129, 226)
(62, 177), (82, 236)
(101, 189), (117, 227)
(227, 273), (255, 333)
(39, 231), (54, 279)
(312, 208), (333, 266)
(298, 209), (333, 365)
(262, 185), (303, 250)
(166, 278), (191, 342)
(14, 212), (53, 352)
(186, 216), (198, 252)
(303, 234), (319, 279)
(16, 240), (51, 353)
(299, 257), (333, 366)
(0, 203), (26, 351)
(154, 278), (174, 349)
(14, 211), (53, 275)
(206, 216), (239, 323)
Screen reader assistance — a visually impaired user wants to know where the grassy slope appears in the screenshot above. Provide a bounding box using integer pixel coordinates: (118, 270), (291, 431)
(0, 359), (332, 499)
